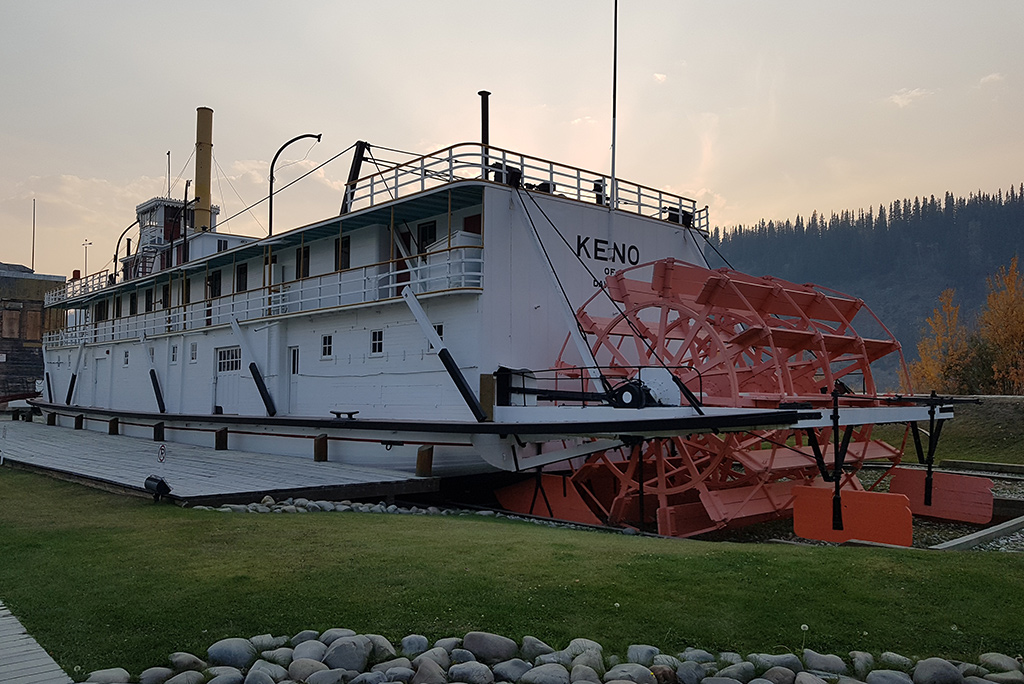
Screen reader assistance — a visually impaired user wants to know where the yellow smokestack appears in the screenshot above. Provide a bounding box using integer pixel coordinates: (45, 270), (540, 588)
(194, 107), (213, 232)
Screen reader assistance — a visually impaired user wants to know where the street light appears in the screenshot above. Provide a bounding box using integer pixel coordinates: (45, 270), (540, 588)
(82, 239), (92, 275)
(269, 132), (322, 236)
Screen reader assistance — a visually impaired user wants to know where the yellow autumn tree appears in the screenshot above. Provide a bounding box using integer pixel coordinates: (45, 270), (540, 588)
(979, 256), (1024, 394)
(908, 288), (970, 393)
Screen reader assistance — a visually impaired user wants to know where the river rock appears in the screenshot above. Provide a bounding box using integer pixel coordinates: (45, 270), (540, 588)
(604, 663), (657, 684)
(325, 637), (372, 672)
(566, 639), (604, 658)
(851, 654), (875, 680)
(403, 635), (431, 657)
(262, 648), (293, 667)
(290, 659), (330, 681)
(984, 673), (1024, 684)
(453, 648), (477, 664)
(322, 628), (358, 646)
(251, 634), (288, 651)
(495, 659), (534, 682)
(207, 673), (244, 684)
(677, 662), (706, 684)
(208, 638), (259, 670)
(206, 667), (243, 678)
(719, 663), (756, 683)
(652, 664), (678, 684)
(722, 655), (745, 666)
(762, 667), (797, 684)
(573, 665), (604, 684)
(170, 652), (207, 672)
(523, 637), (556, 661)
(250, 659), (288, 681)
(913, 659), (963, 684)
(450, 661), (496, 684)
(680, 650), (716, 664)
(523, 664), (572, 684)
(750, 679), (775, 684)
(389, 666), (417, 683)
(751, 656), (804, 674)
(702, 678), (744, 684)
(293, 630), (321, 646)
(368, 634), (398, 661)
(352, 672), (389, 684)
(959, 666), (989, 678)
(86, 668), (132, 683)
(880, 655), (915, 672)
(980, 657), (1023, 675)
(436, 638), (463, 654)
(795, 673), (828, 684)
(294, 639), (329, 662)
(868, 672), (913, 684)
(804, 651), (848, 675)
(573, 649), (606, 676)
(414, 647), (452, 671)
(307, 670), (355, 684)
(412, 657), (448, 684)
(242, 670), (275, 684)
(538, 651), (574, 668)
(374, 657), (414, 673)
(464, 631), (519, 665)
(139, 667), (176, 684)
(167, 673), (206, 684)
(654, 656), (683, 671)
(628, 646), (660, 667)
(965, 678), (990, 684)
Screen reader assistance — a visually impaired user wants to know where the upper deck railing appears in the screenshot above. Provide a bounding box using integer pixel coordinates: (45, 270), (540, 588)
(43, 245), (482, 348)
(45, 270), (110, 307)
(346, 143), (705, 228)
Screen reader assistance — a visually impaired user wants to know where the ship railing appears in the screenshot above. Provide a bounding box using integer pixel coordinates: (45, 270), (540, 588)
(345, 143), (702, 229)
(43, 246), (484, 347)
(45, 270), (111, 307)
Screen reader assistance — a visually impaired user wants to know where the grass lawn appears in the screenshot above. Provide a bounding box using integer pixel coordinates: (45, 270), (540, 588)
(873, 396), (1024, 465)
(2, 468), (1023, 680)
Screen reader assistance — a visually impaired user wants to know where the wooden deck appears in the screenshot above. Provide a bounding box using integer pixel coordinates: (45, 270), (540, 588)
(0, 418), (438, 505)
(0, 601), (73, 684)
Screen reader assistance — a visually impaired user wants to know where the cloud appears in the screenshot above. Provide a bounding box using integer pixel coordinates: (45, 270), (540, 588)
(653, 73), (667, 83)
(571, 115), (597, 125)
(887, 87), (935, 108)
(979, 72), (1004, 86)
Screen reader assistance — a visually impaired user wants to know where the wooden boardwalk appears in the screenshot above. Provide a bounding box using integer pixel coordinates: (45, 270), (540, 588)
(0, 601), (72, 684)
(0, 419), (437, 505)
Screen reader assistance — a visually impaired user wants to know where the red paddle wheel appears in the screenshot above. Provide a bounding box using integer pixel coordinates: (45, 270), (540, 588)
(496, 258), (915, 537)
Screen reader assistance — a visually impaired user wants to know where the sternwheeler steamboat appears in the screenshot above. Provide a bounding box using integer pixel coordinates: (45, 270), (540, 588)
(35, 104), (974, 540)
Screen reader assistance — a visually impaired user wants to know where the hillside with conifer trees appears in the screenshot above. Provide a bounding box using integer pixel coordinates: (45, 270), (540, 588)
(708, 185), (1024, 390)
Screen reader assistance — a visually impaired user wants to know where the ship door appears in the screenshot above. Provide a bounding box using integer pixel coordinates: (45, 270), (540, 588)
(91, 355), (108, 407)
(288, 346), (300, 414)
(214, 345), (241, 414)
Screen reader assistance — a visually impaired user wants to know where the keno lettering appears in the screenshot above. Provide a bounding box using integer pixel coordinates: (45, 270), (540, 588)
(575, 235), (640, 265)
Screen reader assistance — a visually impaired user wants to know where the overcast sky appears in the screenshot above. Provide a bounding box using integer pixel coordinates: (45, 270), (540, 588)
(2, 0), (1022, 279)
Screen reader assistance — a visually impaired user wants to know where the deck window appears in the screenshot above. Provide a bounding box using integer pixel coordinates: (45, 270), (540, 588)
(217, 346), (241, 372)
(217, 239), (228, 252)
(416, 221), (437, 253)
(296, 245), (310, 279)
(170, 344), (178, 364)
(236, 263), (248, 292)
(123, 350), (129, 367)
(321, 334), (333, 358)
(129, 292), (138, 315)
(291, 347), (299, 375)
(335, 236), (351, 271)
(144, 289), (154, 313)
(189, 342), (198, 363)
(371, 329), (384, 355)
(114, 295), (122, 318)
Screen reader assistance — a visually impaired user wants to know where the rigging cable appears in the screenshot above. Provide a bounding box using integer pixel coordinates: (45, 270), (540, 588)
(212, 152), (266, 233)
(695, 217), (734, 269)
(215, 141), (358, 229)
(517, 187), (704, 412)
(168, 148), (196, 197)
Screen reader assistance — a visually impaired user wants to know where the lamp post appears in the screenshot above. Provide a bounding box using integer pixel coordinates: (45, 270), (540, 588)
(269, 132), (322, 236)
(82, 239), (92, 275)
